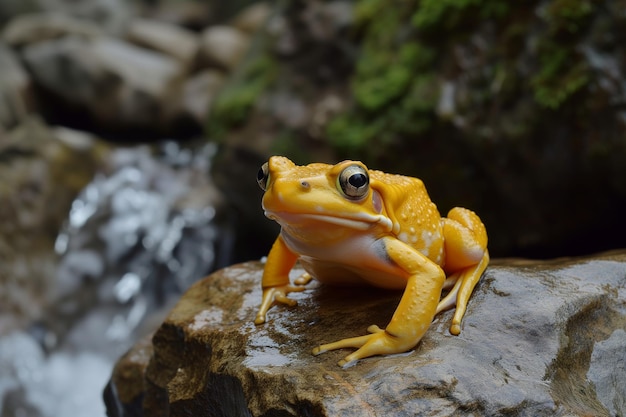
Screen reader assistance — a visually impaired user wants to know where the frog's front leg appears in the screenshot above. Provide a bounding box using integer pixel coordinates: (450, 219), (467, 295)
(312, 237), (445, 367)
(254, 235), (307, 325)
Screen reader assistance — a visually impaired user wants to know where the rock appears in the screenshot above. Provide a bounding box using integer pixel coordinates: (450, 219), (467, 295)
(0, 0), (131, 34)
(1, 12), (102, 47)
(0, 0), (40, 25)
(41, 0), (131, 34)
(199, 25), (251, 72)
(178, 69), (226, 125)
(137, 1), (213, 31)
(104, 334), (153, 417)
(21, 35), (185, 135)
(300, 0), (354, 41)
(231, 2), (271, 34)
(105, 251), (626, 416)
(125, 18), (199, 67)
(587, 329), (626, 417)
(0, 44), (34, 130)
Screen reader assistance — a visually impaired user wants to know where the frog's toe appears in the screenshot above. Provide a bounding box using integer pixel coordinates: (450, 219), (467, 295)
(313, 325), (415, 367)
(254, 284), (307, 325)
(312, 332), (373, 356)
(366, 324), (384, 334)
(274, 293), (298, 306)
(254, 313), (267, 325)
(338, 357), (357, 368)
(294, 272), (313, 286)
(335, 330), (416, 367)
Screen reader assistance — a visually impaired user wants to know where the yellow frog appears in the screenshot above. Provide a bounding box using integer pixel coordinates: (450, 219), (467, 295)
(255, 156), (489, 367)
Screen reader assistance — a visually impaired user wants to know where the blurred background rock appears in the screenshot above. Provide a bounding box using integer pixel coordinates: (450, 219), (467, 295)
(1, 0), (625, 416)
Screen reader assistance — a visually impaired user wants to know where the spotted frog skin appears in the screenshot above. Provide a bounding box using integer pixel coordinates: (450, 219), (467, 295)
(255, 156), (489, 367)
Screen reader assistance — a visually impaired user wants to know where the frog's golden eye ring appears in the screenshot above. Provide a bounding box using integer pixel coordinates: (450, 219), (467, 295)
(257, 162), (269, 190)
(338, 165), (369, 200)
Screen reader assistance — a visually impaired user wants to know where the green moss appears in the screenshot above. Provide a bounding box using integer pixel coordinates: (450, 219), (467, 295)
(326, 113), (387, 152)
(328, 0), (441, 153)
(208, 54), (276, 138)
(531, 52), (589, 109)
(352, 0), (421, 111)
(412, 0), (509, 31)
(544, 0), (593, 34)
(353, 0), (386, 25)
(530, 0), (593, 109)
(327, 72), (438, 153)
(389, 74), (438, 135)
(353, 43), (434, 112)
(327, 0), (595, 155)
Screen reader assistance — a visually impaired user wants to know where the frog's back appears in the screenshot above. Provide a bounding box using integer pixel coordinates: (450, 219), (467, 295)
(369, 169), (444, 264)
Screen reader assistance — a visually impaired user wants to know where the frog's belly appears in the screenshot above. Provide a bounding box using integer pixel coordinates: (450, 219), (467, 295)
(280, 231), (408, 290)
(298, 257), (408, 290)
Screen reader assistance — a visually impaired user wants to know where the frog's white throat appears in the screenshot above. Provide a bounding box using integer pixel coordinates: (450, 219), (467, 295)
(265, 211), (393, 232)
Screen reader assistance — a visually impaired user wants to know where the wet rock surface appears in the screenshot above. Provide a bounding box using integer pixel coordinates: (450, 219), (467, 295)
(106, 252), (626, 417)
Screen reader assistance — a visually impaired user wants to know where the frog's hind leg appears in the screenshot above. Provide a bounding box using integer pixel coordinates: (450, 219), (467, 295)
(441, 207), (489, 335)
(445, 252), (489, 335)
(436, 272), (462, 314)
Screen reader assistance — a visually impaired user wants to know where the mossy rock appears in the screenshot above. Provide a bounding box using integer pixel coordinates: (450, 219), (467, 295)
(207, 0), (626, 258)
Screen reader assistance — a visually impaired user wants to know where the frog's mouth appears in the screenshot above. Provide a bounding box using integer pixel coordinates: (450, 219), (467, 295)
(265, 211), (393, 232)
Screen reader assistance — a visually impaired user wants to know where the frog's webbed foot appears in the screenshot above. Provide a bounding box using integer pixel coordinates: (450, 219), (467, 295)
(312, 237), (446, 367)
(312, 325), (416, 368)
(254, 275), (312, 325)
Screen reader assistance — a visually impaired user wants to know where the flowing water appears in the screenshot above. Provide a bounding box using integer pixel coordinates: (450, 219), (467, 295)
(0, 140), (227, 417)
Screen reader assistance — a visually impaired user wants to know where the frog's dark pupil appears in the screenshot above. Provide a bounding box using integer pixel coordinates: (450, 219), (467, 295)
(257, 168), (265, 182)
(349, 173), (367, 188)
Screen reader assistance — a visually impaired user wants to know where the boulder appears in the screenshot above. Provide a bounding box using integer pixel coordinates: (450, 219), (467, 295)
(0, 0), (131, 34)
(137, 1), (213, 31)
(1, 12), (102, 47)
(178, 69), (226, 125)
(230, 2), (271, 34)
(0, 44), (34, 130)
(105, 251), (626, 417)
(125, 18), (199, 68)
(21, 34), (185, 135)
(199, 25), (251, 72)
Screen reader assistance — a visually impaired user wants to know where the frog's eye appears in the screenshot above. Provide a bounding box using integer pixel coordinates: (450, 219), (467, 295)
(338, 165), (369, 200)
(257, 162), (269, 191)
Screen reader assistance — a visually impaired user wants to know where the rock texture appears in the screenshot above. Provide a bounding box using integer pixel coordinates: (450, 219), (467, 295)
(105, 251), (626, 417)
(0, 44), (34, 130)
(0, 3), (269, 137)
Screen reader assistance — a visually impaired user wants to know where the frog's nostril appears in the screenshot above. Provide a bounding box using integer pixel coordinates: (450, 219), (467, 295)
(300, 181), (310, 189)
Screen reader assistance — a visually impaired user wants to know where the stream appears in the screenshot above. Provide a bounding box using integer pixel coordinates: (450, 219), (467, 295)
(0, 140), (228, 417)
